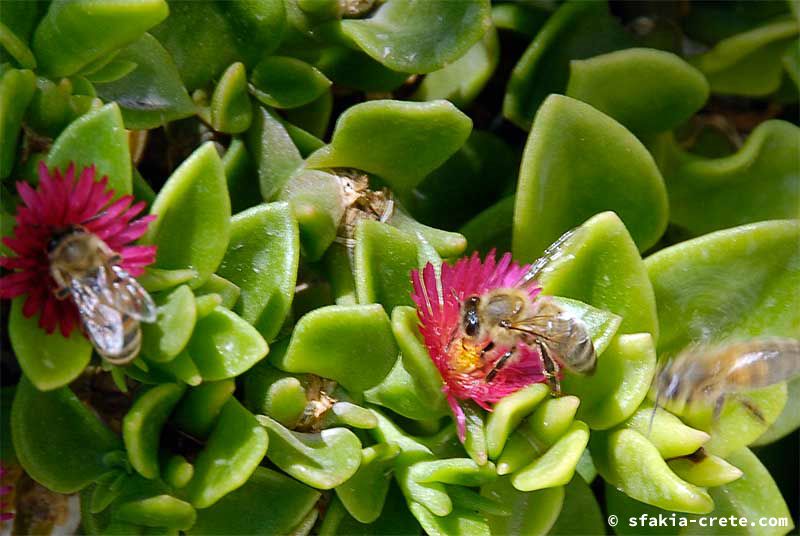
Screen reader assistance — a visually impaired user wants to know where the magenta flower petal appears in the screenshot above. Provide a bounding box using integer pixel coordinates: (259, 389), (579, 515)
(411, 252), (549, 442)
(0, 164), (157, 336)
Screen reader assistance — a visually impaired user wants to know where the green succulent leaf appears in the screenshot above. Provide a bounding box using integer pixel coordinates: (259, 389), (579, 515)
(189, 467), (320, 535)
(246, 105), (304, 201)
(141, 285), (196, 363)
(690, 18), (799, 96)
(194, 274), (241, 310)
(144, 142), (231, 287)
(481, 478), (565, 536)
(668, 453), (743, 488)
(591, 428), (714, 514)
(306, 99), (472, 197)
(12, 376), (122, 493)
(114, 494), (197, 531)
(258, 414), (362, 490)
(94, 33), (197, 129)
(657, 121), (800, 236)
(172, 379), (236, 439)
(163, 455), (194, 489)
(503, 0), (633, 129)
(409, 502), (491, 536)
(8, 297), (93, 391)
(210, 62), (252, 134)
(217, 202), (299, 341)
(46, 102), (132, 195)
(186, 398), (268, 509)
(538, 212), (660, 339)
(271, 304), (397, 393)
(314, 46), (410, 93)
(486, 384), (550, 460)
(243, 362), (307, 427)
(510, 420), (589, 492)
(623, 405), (711, 459)
(566, 48), (709, 134)
(250, 56), (332, 110)
(32, 0), (168, 77)
(547, 476), (605, 535)
(123, 382), (186, 479)
(187, 306), (269, 381)
(411, 25), (499, 108)
(335, 443), (400, 524)
(0, 67), (35, 179)
(562, 333), (657, 430)
(336, 0), (491, 74)
(151, 0), (285, 91)
(514, 95), (668, 259)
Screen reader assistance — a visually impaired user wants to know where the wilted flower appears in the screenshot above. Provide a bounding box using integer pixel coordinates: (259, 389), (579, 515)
(411, 251), (548, 441)
(0, 163), (156, 336)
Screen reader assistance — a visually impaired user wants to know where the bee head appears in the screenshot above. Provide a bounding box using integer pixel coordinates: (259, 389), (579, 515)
(462, 295), (481, 338)
(47, 225), (91, 266)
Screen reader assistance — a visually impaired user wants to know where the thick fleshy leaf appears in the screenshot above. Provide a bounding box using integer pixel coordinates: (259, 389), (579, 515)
(503, 0), (633, 129)
(189, 467), (320, 535)
(0, 67), (35, 179)
(243, 362), (307, 427)
(623, 405), (710, 459)
(46, 102), (132, 195)
(658, 121), (800, 236)
(172, 379), (235, 439)
(246, 105), (304, 201)
(538, 212), (660, 339)
(562, 333), (657, 430)
(151, 0), (286, 91)
(279, 169), (344, 261)
(646, 220), (799, 355)
(32, 0), (168, 77)
(690, 19), (799, 96)
(753, 376), (800, 446)
(668, 453), (743, 488)
(195, 274), (241, 310)
(411, 25), (499, 108)
(123, 383), (186, 479)
(271, 304), (397, 393)
(305, 99), (472, 197)
(591, 428), (714, 514)
(548, 476), (605, 535)
(409, 130), (517, 232)
(566, 48), (709, 134)
(217, 202), (299, 341)
(314, 46), (409, 93)
(490, 2), (551, 38)
(336, 0), (491, 74)
(258, 414), (362, 490)
(187, 306), (269, 381)
(114, 493), (197, 530)
(460, 195), (514, 255)
(144, 142), (231, 287)
(250, 56), (331, 109)
(222, 139), (260, 214)
(141, 285), (196, 363)
(511, 421), (589, 492)
(486, 384), (549, 460)
(186, 398), (269, 509)
(163, 455), (194, 489)
(481, 478), (564, 536)
(94, 33), (197, 129)
(354, 220), (418, 311)
(9, 297), (93, 391)
(513, 95), (668, 258)
(210, 62), (252, 134)
(409, 502), (491, 536)
(12, 376), (122, 493)
(335, 443), (399, 524)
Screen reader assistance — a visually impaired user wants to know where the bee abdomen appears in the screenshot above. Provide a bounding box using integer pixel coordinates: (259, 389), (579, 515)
(102, 317), (142, 365)
(566, 335), (597, 375)
(726, 338), (800, 390)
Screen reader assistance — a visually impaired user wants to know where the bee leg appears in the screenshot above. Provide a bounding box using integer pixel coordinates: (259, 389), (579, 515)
(486, 347), (514, 382)
(538, 342), (562, 396)
(54, 286), (70, 300)
(733, 394), (766, 424)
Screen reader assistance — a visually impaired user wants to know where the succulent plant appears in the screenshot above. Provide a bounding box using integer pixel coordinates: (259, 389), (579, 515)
(0, 0), (798, 535)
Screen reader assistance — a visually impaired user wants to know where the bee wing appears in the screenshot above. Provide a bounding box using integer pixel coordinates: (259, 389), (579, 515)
(515, 227), (583, 289)
(68, 271), (126, 358)
(506, 304), (596, 374)
(109, 264), (157, 323)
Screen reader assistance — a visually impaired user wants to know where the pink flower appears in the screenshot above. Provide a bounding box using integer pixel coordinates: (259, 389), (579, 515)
(0, 463), (12, 522)
(0, 163), (157, 336)
(411, 251), (548, 441)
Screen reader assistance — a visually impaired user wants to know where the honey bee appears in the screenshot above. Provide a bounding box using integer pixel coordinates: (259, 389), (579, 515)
(48, 225), (156, 364)
(651, 337), (800, 424)
(457, 228), (596, 394)
(333, 170), (394, 249)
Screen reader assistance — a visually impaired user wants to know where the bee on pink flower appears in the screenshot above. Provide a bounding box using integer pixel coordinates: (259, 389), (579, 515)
(411, 229), (596, 441)
(0, 163), (158, 364)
